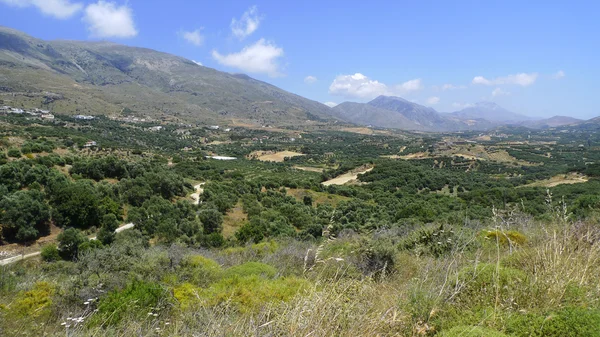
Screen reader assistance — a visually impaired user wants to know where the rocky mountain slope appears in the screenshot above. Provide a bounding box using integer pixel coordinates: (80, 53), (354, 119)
(0, 26), (333, 126)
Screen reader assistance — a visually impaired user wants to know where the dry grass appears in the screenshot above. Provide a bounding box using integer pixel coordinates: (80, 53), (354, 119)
(322, 166), (374, 186)
(222, 202), (248, 238)
(249, 150), (305, 162)
(520, 173), (589, 188)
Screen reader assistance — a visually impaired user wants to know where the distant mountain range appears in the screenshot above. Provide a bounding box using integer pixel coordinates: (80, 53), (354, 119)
(332, 96), (587, 132)
(0, 26), (594, 132)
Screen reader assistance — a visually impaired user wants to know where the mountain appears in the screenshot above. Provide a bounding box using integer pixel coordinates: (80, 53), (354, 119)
(519, 116), (583, 129)
(331, 95), (495, 131)
(449, 102), (529, 122)
(0, 26), (333, 126)
(331, 101), (426, 130)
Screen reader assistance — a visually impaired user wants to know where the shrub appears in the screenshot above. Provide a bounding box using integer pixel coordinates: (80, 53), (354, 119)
(173, 282), (200, 309)
(9, 282), (54, 319)
(398, 224), (460, 257)
(200, 275), (308, 312)
(57, 228), (88, 260)
(222, 262), (278, 279)
(454, 263), (528, 308)
(180, 255), (222, 286)
(91, 280), (169, 326)
(484, 230), (527, 246)
(7, 148), (20, 158)
(505, 307), (600, 337)
(438, 325), (508, 337)
(40, 244), (60, 262)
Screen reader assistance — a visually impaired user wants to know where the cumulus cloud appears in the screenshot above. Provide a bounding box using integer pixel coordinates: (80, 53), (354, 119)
(212, 38), (284, 77)
(552, 70), (565, 79)
(181, 29), (204, 46)
(328, 73), (423, 99)
(323, 102), (338, 108)
(0, 0), (83, 19)
(83, 1), (137, 38)
(329, 73), (388, 99)
(304, 75), (317, 84)
(472, 72), (538, 87)
(426, 96), (440, 105)
(231, 5), (261, 40)
(492, 87), (510, 97)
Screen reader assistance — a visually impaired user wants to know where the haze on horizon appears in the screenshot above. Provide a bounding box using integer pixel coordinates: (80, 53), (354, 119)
(0, 0), (597, 119)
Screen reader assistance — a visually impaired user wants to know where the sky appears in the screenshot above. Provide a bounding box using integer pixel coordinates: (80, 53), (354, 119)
(1, 0), (599, 119)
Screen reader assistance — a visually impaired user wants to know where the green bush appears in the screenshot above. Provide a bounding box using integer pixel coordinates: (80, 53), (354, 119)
(91, 280), (169, 326)
(222, 262), (278, 279)
(7, 148), (21, 158)
(438, 325), (508, 337)
(200, 275), (308, 312)
(454, 263), (527, 308)
(8, 282), (54, 319)
(399, 224), (460, 257)
(505, 307), (600, 337)
(40, 244), (60, 262)
(179, 255), (222, 286)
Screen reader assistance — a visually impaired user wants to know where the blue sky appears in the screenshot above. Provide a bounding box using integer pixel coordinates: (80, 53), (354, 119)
(1, 0), (599, 118)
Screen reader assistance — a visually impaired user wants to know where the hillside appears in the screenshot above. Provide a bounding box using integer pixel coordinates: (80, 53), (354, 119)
(449, 101), (529, 122)
(519, 115), (583, 129)
(332, 95), (495, 131)
(0, 26), (334, 126)
(331, 101), (426, 130)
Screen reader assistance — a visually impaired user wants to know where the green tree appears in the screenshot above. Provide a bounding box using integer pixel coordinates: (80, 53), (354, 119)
(0, 189), (50, 242)
(198, 208), (223, 234)
(97, 213), (119, 245)
(57, 228), (88, 260)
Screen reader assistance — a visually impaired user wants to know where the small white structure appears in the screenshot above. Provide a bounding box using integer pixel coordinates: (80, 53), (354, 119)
(41, 114), (55, 120)
(205, 155), (237, 160)
(148, 126), (163, 131)
(208, 125), (220, 130)
(74, 115), (95, 120)
(84, 141), (97, 148)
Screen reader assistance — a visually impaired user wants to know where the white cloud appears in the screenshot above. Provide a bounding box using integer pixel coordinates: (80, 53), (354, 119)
(472, 72), (538, 87)
(328, 73), (423, 99)
(492, 87), (510, 97)
(329, 73), (388, 99)
(395, 78), (423, 93)
(0, 0), (83, 19)
(304, 75), (317, 84)
(231, 5), (261, 40)
(426, 96), (440, 105)
(212, 38), (284, 77)
(181, 29), (204, 47)
(83, 1), (137, 38)
(191, 60), (203, 66)
(323, 102), (338, 107)
(552, 70), (565, 79)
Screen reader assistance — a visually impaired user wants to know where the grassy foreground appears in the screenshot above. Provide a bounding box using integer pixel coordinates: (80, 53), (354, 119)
(1, 218), (599, 336)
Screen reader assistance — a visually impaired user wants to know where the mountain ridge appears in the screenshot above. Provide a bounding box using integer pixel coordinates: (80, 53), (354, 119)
(0, 25), (334, 126)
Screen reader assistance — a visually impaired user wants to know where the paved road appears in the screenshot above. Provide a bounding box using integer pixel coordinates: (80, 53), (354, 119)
(0, 223), (135, 266)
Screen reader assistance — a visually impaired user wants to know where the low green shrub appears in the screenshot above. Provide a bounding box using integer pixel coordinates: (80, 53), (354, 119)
(399, 224), (461, 257)
(222, 262), (277, 279)
(454, 263), (527, 308)
(200, 275), (308, 312)
(180, 255), (222, 286)
(484, 230), (527, 246)
(438, 325), (508, 337)
(41, 244), (60, 262)
(90, 280), (170, 326)
(505, 307), (600, 337)
(8, 282), (54, 319)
